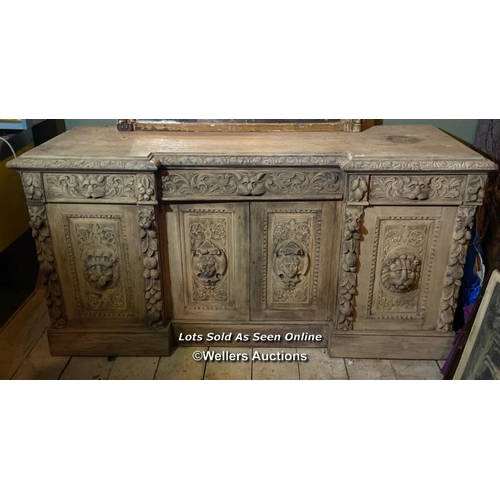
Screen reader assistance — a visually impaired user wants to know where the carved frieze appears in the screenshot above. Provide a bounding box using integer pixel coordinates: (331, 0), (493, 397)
(158, 154), (343, 167)
(45, 173), (136, 201)
(138, 206), (163, 326)
(9, 158), (158, 171)
(367, 218), (439, 320)
(27, 204), (65, 327)
(21, 173), (45, 201)
(437, 206), (477, 332)
(162, 170), (342, 199)
(346, 159), (496, 171)
(370, 175), (465, 202)
(337, 207), (363, 330)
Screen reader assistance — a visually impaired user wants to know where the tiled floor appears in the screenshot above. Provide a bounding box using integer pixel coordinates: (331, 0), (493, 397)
(1, 290), (445, 380)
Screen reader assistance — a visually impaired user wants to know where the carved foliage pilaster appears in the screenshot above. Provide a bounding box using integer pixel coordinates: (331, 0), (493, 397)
(437, 206), (477, 332)
(138, 206), (163, 326)
(136, 174), (156, 202)
(27, 204), (65, 327)
(21, 173), (44, 201)
(338, 206), (363, 331)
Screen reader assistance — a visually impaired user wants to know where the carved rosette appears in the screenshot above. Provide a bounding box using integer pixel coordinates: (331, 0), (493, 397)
(370, 176), (464, 202)
(27, 204), (65, 328)
(338, 207), (363, 331)
(21, 173), (44, 201)
(138, 206), (163, 326)
(162, 171), (342, 199)
(437, 206), (477, 332)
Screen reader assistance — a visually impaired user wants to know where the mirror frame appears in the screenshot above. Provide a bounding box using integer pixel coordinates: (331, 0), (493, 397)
(116, 119), (374, 133)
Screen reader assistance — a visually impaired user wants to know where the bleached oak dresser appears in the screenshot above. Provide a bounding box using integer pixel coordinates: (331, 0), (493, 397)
(8, 125), (496, 359)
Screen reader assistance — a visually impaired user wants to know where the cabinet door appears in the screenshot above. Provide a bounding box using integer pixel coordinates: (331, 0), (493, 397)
(250, 201), (337, 321)
(354, 205), (456, 331)
(167, 203), (250, 321)
(47, 203), (147, 327)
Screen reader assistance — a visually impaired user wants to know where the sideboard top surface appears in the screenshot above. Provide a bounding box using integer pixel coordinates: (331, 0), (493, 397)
(8, 125), (496, 172)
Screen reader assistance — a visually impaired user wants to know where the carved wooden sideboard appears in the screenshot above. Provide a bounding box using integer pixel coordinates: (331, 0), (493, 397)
(8, 125), (496, 359)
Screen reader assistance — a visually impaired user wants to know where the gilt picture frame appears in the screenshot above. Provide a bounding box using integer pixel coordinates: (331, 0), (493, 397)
(453, 269), (500, 380)
(116, 119), (374, 133)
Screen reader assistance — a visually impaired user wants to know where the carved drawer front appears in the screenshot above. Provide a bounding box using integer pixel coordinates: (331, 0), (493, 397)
(167, 203), (250, 321)
(46, 204), (147, 327)
(368, 175), (466, 205)
(354, 206), (457, 331)
(250, 201), (337, 321)
(162, 169), (343, 201)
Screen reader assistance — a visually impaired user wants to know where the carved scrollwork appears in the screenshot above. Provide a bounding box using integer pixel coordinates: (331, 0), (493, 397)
(370, 176), (464, 201)
(347, 159), (496, 171)
(437, 206), (477, 332)
(162, 171), (342, 199)
(338, 207), (363, 331)
(27, 204), (65, 328)
(45, 173), (135, 200)
(21, 173), (44, 201)
(138, 206), (163, 326)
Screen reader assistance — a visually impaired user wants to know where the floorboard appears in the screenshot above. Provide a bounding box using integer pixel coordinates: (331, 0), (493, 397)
(11, 331), (70, 380)
(390, 360), (443, 380)
(252, 348), (300, 380)
(60, 357), (115, 380)
(155, 347), (208, 380)
(0, 290), (49, 380)
(204, 347), (252, 380)
(298, 348), (348, 380)
(108, 357), (159, 380)
(345, 359), (397, 380)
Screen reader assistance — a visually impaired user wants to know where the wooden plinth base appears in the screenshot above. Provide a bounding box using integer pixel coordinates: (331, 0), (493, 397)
(329, 333), (454, 360)
(48, 328), (173, 357)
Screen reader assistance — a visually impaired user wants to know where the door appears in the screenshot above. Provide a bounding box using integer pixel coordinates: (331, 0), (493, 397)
(250, 201), (337, 321)
(167, 203), (250, 321)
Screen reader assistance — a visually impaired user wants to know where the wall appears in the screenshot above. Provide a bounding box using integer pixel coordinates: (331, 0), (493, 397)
(65, 119), (479, 145)
(0, 145), (32, 253)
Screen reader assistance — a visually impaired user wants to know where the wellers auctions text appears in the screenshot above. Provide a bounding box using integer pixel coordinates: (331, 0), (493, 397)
(199, 350), (308, 362)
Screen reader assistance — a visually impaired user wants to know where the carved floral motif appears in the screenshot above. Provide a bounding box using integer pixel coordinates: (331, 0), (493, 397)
(28, 204), (65, 328)
(45, 173), (135, 200)
(162, 171), (342, 198)
(338, 207), (363, 330)
(349, 175), (369, 202)
(21, 173), (44, 200)
(136, 174), (156, 202)
(370, 176), (464, 201)
(138, 206), (163, 326)
(158, 155), (342, 167)
(465, 175), (486, 204)
(437, 206), (477, 332)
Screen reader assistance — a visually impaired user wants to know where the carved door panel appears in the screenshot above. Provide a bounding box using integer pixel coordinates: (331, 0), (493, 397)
(47, 204), (147, 327)
(167, 203), (250, 321)
(355, 205), (457, 331)
(250, 202), (337, 321)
